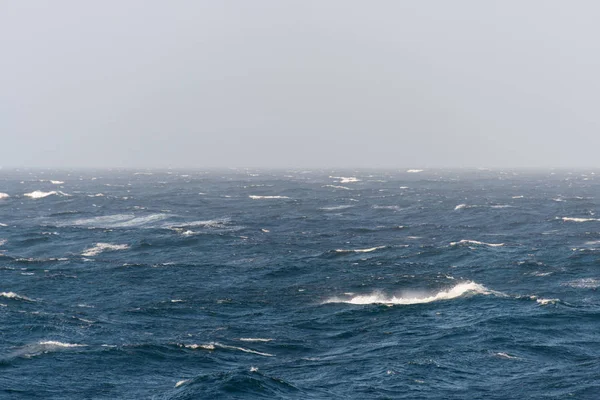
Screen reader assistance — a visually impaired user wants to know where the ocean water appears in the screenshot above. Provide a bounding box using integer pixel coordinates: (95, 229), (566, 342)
(1, 169), (599, 399)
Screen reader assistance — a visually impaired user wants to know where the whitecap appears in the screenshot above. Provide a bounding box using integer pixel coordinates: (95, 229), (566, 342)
(249, 195), (290, 199)
(50, 180), (64, 185)
(335, 246), (386, 253)
(561, 278), (600, 289)
(450, 240), (504, 247)
(320, 205), (354, 211)
(0, 292), (33, 301)
(406, 169), (424, 173)
(512, 195), (524, 199)
(0, 239), (6, 246)
(0, 223), (7, 227)
(175, 379), (189, 388)
(82, 243), (130, 257)
(322, 185), (351, 190)
(24, 190), (70, 199)
(184, 342), (273, 357)
(454, 204), (467, 210)
(561, 217), (600, 222)
(239, 338), (274, 342)
(324, 281), (492, 305)
(0, 193), (10, 199)
(72, 213), (170, 228)
(495, 352), (518, 359)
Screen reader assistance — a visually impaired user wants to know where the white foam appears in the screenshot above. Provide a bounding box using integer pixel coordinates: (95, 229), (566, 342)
(24, 190), (70, 199)
(72, 213), (170, 228)
(536, 298), (559, 305)
(87, 193), (105, 197)
(0, 223), (7, 227)
(320, 205), (354, 211)
(335, 246), (386, 253)
(495, 352), (518, 359)
(512, 195), (524, 199)
(250, 366), (259, 372)
(38, 341), (86, 348)
(406, 169), (424, 173)
(0, 193), (9, 199)
(454, 204), (467, 210)
(82, 243), (130, 257)
(169, 218), (230, 230)
(330, 176), (360, 184)
(50, 180), (64, 185)
(239, 338), (274, 342)
(175, 379), (189, 388)
(450, 240), (504, 247)
(562, 278), (600, 289)
(184, 342), (273, 357)
(322, 185), (351, 190)
(249, 195), (290, 199)
(0, 239), (6, 246)
(325, 281), (491, 305)
(0, 292), (33, 301)
(561, 217), (600, 222)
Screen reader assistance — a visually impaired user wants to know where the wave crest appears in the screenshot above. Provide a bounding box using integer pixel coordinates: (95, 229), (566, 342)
(324, 281), (491, 305)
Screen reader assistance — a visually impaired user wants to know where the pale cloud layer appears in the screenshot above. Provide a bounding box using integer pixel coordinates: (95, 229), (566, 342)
(2, 1), (599, 168)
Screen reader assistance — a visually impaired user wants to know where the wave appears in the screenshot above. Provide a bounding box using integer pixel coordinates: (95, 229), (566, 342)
(5, 341), (86, 360)
(0, 193), (9, 199)
(454, 204), (467, 210)
(373, 205), (401, 211)
(324, 281), (491, 305)
(24, 190), (70, 199)
(561, 278), (600, 289)
(335, 246), (386, 253)
(322, 185), (351, 190)
(71, 213), (170, 228)
(330, 176), (360, 184)
(238, 338), (274, 342)
(0, 239), (6, 246)
(50, 180), (64, 185)
(82, 243), (130, 257)
(183, 342), (273, 357)
(320, 205), (354, 211)
(450, 240), (504, 247)
(0, 292), (34, 301)
(170, 218), (230, 229)
(249, 195), (290, 200)
(406, 169), (424, 173)
(561, 217), (600, 222)
(0, 222), (7, 227)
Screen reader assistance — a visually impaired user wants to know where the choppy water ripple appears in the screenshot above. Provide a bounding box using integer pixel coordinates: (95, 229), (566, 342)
(1, 169), (599, 399)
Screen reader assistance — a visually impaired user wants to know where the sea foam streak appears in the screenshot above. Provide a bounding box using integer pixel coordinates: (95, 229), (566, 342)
(184, 342), (273, 357)
(450, 240), (504, 247)
(24, 190), (70, 199)
(82, 243), (130, 257)
(335, 246), (386, 253)
(249, 195), (290, 199)
(324, 282), (491, 305)
(561, 217), (600, 222)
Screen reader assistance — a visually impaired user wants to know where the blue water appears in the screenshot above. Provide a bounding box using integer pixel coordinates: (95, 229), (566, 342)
(1, 169), (599, 399)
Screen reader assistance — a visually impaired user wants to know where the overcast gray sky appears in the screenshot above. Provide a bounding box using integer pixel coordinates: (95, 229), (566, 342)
(1, 1), (599, 169)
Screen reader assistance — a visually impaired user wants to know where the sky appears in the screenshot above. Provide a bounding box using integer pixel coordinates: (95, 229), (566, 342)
(1, 1), (599, 169)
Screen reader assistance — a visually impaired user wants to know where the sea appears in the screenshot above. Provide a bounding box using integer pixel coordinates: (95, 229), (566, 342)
(0, 169), (599, 399)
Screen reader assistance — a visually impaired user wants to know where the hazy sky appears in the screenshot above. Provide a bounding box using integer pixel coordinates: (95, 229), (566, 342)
(2, 1), (599, 169)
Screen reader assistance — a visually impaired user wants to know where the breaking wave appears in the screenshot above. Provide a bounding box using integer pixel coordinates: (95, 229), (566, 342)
(24, 190), (70, 199)
(183, 342), (273, 357)
(324, 281), (492, 305)
(450, 240), (504, 247)
(249, 195), (290, 200)
(561, 217), (600, 223)
(82, 243), (130, 257)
